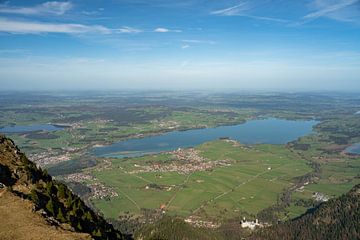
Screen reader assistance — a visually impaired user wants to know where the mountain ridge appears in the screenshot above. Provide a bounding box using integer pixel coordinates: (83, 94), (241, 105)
(0, 135), (128, 240)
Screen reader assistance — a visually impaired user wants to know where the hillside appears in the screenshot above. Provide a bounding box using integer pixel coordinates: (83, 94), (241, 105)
(0, 189), (91, 240)
(252, 183), (360, 240)
(0, 135), (127, 240)
(134, 216), (215, 240)
(134, 185), (360, 240)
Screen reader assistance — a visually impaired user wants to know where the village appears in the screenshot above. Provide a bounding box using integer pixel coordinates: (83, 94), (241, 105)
(29, 144), (81, 167)
(129, 147), (232, 175)
(184, 215), (266, 230)
(29, 150), (73, 167)
(312, 192), (330, 202)
(63, 173), (118, 200)
(184, 216), (220, 229)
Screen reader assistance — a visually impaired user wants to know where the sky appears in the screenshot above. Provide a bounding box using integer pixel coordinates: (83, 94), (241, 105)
(0, 0), (360, 91)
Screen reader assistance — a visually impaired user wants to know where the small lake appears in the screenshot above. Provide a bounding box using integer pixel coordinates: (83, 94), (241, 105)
(0, 124), (65, 133)
(345, 143), (360, 155)
(93, 118), (318, 158)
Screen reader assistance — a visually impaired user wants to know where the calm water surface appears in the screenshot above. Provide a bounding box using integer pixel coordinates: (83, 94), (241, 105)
(0, 124), (65, 133)
(345, 143), (360, 154)
(94, 118), (318, 158)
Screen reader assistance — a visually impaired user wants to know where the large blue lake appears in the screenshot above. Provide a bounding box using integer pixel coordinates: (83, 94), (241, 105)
(94, 118), (318, 158)
(345, 143), (360, 155)
(0, 124), (65, 133)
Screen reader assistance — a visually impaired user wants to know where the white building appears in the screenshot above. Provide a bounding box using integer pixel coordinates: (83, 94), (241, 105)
(241, 218), (262, 230)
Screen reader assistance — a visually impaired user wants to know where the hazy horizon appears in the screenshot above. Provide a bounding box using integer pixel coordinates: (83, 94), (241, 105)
(1, 0), (360, 91)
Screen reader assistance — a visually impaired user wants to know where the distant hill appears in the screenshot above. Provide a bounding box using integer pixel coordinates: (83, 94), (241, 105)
(0, 135), (127, 240)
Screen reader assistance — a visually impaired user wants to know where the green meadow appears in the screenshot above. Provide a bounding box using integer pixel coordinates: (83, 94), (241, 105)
(91, 140), (313, 220)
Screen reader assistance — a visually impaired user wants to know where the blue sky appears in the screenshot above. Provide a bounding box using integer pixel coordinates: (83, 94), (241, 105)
(0, 0), (360, 91)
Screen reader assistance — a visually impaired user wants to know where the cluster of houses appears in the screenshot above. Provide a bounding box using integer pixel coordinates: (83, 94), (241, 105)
(155, 120), (179, 130)
(184, 216), (220, 229)
(64, 173), (118, 200)
(64, 172), (96, 182)
(173, 147), (206, 162)
(312, 192), (330, 202)
(29, 151), (72, 168)
(129, 148), (231, 175)
(93, 158), (113, 171)
(184, 214), (265, 230)
(87, 182), (119, 200)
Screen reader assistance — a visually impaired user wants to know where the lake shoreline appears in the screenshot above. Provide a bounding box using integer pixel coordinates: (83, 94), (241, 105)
(93, 118), (319, 159)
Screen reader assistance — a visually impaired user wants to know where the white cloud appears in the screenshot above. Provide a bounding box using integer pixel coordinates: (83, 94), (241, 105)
(0, 49), (30, 55)
(304, 0), (358, 20)
(0, 18), (111, 34)
(81, 10), (99, 16)
(242, 14), (290, 23)
(0, 1), (73, 16)
(302, 0), (360, 23)
(181, 39), (217, 49)
(117, 26), (142, 33)
(210, 2), (289, 23)
(210, 2), (250, 16)
(154, 28), (168, 32)
(182, 39), (216, 44)
(154, 27), (182, 33)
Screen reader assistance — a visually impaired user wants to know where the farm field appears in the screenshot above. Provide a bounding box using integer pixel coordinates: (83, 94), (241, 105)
(91, 140), (313, 221)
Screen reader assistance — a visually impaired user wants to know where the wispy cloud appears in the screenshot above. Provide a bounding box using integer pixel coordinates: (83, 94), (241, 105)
(0, 18), (111, 34)
(81, 10), (99, 16)
(0, 48), (31, 55)
(304, 0), (359, 20)
(300, 0), (360, 24)
(210, 2), (250, 16)
(154, 27), (182, 33)
(0, 1), (73, 16)
(182, 39), (216, 44)
(0, 18), (145, 35)
(213, 0), (359, 26)
(117, 26), (142, 33)
(243, 14), (290, 23)
(210, 2), (289, 23)
(181, 39), (216, 50)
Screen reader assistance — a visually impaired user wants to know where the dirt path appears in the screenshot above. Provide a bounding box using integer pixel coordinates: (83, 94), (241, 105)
(133, 174), (152, 184)
(191, 167), (278, 214)
(116, 188), (141, 210)
(166, 173), (193, 208)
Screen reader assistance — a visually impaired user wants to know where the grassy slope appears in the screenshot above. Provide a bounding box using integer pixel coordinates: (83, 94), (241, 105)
(0, 189), (91, 240)
(0, 135), (126, 240)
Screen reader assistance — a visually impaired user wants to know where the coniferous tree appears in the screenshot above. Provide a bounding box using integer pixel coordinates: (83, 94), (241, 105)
(45, 198), (55, 216)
